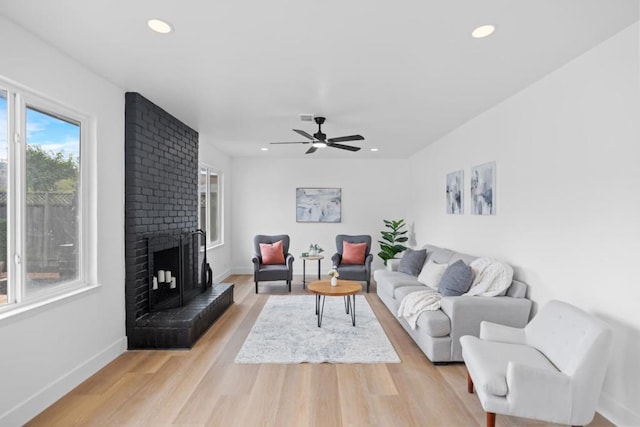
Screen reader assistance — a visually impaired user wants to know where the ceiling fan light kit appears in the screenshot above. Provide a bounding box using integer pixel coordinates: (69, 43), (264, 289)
(269, 116), (364, 154)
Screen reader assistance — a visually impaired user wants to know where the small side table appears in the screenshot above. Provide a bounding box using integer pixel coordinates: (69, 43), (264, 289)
(301, 255), (324, 288)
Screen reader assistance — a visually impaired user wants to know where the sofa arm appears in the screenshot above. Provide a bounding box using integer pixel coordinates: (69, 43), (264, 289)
(506, 362), (572, 423)
(387, 258), (401, 271)
(440, 296), (532, 361)
(480, 321), (526, 344)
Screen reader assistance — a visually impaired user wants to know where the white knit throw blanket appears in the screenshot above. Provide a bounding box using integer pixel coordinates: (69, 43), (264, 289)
(464, 257), (513, 297)
(397, 288), (442, 330)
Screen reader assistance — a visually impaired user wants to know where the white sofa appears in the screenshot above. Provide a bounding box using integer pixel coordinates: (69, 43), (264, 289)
(461, 300), (613, 427)
(374, 244), (532, 363)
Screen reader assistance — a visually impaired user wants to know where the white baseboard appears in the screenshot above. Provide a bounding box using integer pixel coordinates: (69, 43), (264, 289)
(213, 267), (232, 283)
(598, 391), (640, 427)
(228, 268), (332, 276)
(0, 336), (127, 426)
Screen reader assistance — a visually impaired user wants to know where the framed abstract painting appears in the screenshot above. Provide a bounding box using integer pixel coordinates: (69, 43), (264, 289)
(446, 170), (464, 214)
(470, 161), (496, 215)
(296, 188), (342, 223)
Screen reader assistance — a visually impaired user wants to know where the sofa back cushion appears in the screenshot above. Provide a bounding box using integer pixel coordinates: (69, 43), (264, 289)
(506, 280), (528, 298)
(425, 245), (454, 264)
(448, 251), (478, 266)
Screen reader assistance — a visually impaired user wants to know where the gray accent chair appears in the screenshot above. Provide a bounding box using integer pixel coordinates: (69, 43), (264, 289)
(252, 234), (294, 293)
(461, 300), (613, 427)
(330, 234), (373, 293)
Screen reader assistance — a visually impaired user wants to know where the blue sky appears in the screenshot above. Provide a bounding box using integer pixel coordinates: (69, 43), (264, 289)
(26, 107), (80, 163)
(0, 94), (80, 163)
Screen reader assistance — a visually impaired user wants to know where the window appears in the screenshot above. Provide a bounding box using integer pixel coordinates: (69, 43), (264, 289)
(0, 82), (88, 312)
(198, 165), (222, 247)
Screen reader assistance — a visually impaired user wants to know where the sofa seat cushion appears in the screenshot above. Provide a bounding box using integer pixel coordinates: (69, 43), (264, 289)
(374, 270), (420, 290)
(394, 285), (430, 301)
(461, 336), (558, 397)
(337, 264), (367, 277)
(393, 286), (450, 337)
(415, 308), (451, 337)
(256, 264), (290, 281)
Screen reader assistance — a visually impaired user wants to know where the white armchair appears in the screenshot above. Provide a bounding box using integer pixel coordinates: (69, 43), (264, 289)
(461, 300), (612, 427)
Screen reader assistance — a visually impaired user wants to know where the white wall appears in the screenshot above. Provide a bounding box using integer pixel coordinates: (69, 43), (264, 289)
(408, 22), (640, 425)
(230, 158), (410, 275)
(199, 137), (233, 282)
(0, 18), (126, 424)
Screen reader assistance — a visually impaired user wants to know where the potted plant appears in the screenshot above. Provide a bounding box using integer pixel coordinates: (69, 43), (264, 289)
(308, 243), (324, 255)
(377, 219), (408, 265)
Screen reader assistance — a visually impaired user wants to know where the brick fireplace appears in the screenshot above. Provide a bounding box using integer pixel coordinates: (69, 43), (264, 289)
(124, 92), (233, 349)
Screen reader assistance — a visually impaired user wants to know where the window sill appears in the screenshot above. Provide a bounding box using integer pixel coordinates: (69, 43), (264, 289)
(0, 283), (100, 322)
(206, 241), (224, 251)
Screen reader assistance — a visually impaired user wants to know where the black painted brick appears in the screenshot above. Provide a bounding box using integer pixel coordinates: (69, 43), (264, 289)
(124, 92), (203, 348)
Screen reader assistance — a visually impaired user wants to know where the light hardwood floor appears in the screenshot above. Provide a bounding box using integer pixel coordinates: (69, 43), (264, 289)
(27, 275), (614, 426)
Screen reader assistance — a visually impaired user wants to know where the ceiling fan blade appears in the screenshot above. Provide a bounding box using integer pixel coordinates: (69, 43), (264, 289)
(270, 141), (310, 144)
(327, 134), (364, 143)
(328, 142), (361, 152)
(305, 146), (318, 154)
(293, 129), (315, 140)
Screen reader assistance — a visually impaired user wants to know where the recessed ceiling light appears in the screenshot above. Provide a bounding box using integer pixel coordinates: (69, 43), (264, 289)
(261, 147), (269, 151)
(370, 148), (379, 152)
(148, 18), (173, 34)
(472, 24), (496, 39)
(312, 141), (327, 148)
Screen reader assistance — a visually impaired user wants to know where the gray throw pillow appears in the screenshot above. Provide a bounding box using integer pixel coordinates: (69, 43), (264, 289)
(397, 248), (427, 276)
(438, 259), (474, 296)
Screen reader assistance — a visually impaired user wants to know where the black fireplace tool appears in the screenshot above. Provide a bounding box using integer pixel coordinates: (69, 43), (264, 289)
(195, 229), (213, 291)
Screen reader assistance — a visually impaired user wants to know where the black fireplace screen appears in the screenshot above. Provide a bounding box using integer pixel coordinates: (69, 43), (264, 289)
(147, 232), (205, 312)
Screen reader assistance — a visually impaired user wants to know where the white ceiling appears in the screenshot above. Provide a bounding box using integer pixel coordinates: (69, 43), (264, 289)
(1, 0), (638, 159)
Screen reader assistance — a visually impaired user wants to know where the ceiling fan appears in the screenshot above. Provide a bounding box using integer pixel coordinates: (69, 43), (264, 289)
(270, 117), (364, 154)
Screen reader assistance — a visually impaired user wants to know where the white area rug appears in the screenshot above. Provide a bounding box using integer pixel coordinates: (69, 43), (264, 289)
(235, 295), (400, 364)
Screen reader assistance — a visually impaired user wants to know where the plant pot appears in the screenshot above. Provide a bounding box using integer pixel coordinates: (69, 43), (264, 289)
(331, 277), (338, 286)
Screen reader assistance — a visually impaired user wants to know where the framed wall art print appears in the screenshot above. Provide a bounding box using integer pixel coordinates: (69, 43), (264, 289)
(446, 170), (464, 214)
(470, 161), (496, 215)
(296, 188), (342, 223)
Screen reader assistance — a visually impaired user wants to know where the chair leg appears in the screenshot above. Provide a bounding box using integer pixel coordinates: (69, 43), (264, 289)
(467, 370), (474, 393)
(288, 280), (291, 292)
(255, 282), (258, 294)
(486, 412), (496, 427)
(366, 280), (370, 293)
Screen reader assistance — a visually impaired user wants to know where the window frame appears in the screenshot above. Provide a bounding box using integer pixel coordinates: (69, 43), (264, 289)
(198, 164), (223, 249)
(0, 79), (96, 319)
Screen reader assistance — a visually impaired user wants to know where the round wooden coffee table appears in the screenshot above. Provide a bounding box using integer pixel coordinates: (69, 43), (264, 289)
(307, 279), (361, 327)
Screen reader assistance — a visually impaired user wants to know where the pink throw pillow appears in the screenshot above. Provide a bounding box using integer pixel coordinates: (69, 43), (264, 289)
(260, 240), (285, 265)
(342, 241), (367, 265)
